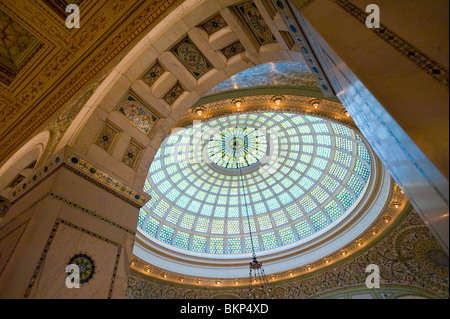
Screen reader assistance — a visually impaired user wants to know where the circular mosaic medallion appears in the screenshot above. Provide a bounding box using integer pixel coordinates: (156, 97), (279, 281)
(414, 240), (449, 277)
(207, 126), (267, 170)
(67, 253), (96, 285)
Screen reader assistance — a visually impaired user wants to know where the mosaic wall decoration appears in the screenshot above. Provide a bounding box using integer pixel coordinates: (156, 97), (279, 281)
(234, 1), (277, 46)
(171, 37), (213, 79)
(118, 95), (159, 135)
(221, 41), (246, 59)
(270, 0), (335, 97)
(200, 14), (228, 36)
(0, 9), (43, 86)
(208, 61), (318, 95)
(163, 82), (185, 105)
(66, 252), (96, 285)
(95, 123), (119, 151)
(127, 210), (449, 299)
(142, 62), (165, 87)
(333, 0), (449, 88)
(122, 140), (142, 168)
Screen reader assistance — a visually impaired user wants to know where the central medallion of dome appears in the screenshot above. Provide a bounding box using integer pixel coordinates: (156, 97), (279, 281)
(206, 126), (267, 170)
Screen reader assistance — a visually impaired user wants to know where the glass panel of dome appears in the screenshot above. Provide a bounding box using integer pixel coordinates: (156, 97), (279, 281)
(180, 213), (195, 229)
(286, 203), (303, 220)
(211, 220), (225, 235)
(336, 188), (354, 209)
(243, 218), (256, 234)
(262, 232), (278, 250)
(335, 136), (353, 153)
(140, 111), (372, 256)
(279, 226), (295, 245)
(196, 217), (209, 233)
(306, 167), (322, 180)
(192, 235), (207, 253)
(313, 157), (328, 170)
(346, 174), (365, 196)
(154, 200), (169, 218)
(305, 115), (321, 122)
(302, 135), (314, 144)
(317, 146), (331, 158)
(357, 143), (371, 164)
(299, 195), (317, 213)
(295, 219), (312, 239)
(166, 207), (182, 225)
(300, 154), (312, 164)
(324, 200), (343, 222)
(279, 192), (293, 206)
(321, 175), (340, 193)
(329, 163), (347, 181)
(267, 198), (280, 210)
(245, 236), (260, 252)
(310, 211), (328, 231)
(138, 209), (146, 228)
(253, 202), (266, 215)
(215, 206), (226, 217)
(143, 179), (152, 193)
(312, 123), (329, 133)
(331, 123), (351, 136)
(334, 150), (352, 167)
(175, 231), (190, 249)
(273, 210), (288, 226)
(144, 216), (159, 237)
(210, 237), (224, 254)
(160, 225), (175, 244)
(317, 135), (331, 146)
(227, 238), (242, 254)
(166, 189), (181, 202)
(311, 186), (329, 204)
(354, 159), (371, 182)
(227, 220), (240, 234)
(202, 204), (214, 216)
(288, 184), (304, 198)
(299, 177), (314, 190)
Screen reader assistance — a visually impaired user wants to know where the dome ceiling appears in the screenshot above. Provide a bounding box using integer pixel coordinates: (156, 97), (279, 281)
(138, 111), (372, 256)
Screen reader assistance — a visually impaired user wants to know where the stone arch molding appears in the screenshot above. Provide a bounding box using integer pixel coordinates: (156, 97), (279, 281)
(0, 130), (50, 195)
(60, 0), (314, 191)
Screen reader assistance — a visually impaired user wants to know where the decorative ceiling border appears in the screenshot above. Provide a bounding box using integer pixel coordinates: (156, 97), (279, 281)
(0, 0), (183, 163)
(7, 148), (149, 208)
(130, 187), (409, 288)
(333, 0), (449, 88)
(270, 0), (336, 97)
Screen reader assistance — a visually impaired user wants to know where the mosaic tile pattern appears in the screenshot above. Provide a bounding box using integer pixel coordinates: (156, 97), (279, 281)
(140, 112), (372, 255)
(142, 62), (165, 87)
(333, 0), (449, 88)
(95, 123), (119, 151)
(122, 140), (142, 168)
(67, 253), (96, 285)
(201, 14), (228, 36)
(221, 41), (246, 59)
(208, 61), (318, 95)
(0, 9), (44, 85)
(171, 37), (213, 79)
(118, 95), (159, 135)
(270, 0), (335, 97)
(163, 82), (184, 105)
(235, 1), (277, 46)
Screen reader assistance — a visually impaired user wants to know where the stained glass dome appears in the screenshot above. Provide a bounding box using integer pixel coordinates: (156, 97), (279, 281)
(138, 111), (372, 256)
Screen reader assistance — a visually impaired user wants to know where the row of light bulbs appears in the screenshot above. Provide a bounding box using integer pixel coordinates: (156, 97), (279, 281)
(193, 97), (352, 118)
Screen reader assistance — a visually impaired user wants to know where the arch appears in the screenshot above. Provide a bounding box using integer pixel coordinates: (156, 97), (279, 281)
(0, 130), (50, 195)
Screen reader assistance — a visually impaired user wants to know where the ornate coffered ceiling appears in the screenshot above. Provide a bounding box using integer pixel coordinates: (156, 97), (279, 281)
(0, 0), (182, 165)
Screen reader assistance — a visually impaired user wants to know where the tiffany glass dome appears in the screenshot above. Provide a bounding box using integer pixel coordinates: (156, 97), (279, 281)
(138, 111), (372, 256)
